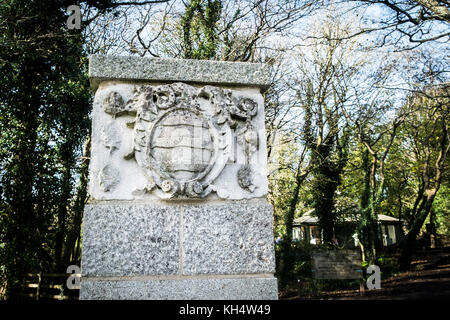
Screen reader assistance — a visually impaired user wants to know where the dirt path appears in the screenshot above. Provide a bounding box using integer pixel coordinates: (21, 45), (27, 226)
(320, 264), (450, 300)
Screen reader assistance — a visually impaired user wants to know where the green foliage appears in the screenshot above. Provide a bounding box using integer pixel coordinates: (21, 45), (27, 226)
(397, 89), (450, 268)
(0, 0), (91, 299)
(433, 184), (450, 237)
(181, 0), (222, 59)
(268, 135), (301, 237)
(376, 255), (400, 278)
(275, 240), (314, 284)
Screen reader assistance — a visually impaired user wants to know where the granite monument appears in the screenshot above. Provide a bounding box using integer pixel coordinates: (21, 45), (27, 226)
(80, 55), (278, 300)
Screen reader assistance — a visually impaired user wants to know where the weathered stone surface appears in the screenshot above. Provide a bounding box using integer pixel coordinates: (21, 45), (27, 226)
(182, 202), (276, 275)
(80, 277), (278, 300)
(88, 82), (269, 201)
(81, 201), (276, 278)
(89, 55), (271, 92)
(98, 164), (120, 192)
(81, 204), (180, 277)
(100, 121), (121, 152)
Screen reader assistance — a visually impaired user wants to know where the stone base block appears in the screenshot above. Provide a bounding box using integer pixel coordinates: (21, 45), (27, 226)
(80, 276), (278, 300)
(80, 200), (278, 300)
(81, 201), (276, 277)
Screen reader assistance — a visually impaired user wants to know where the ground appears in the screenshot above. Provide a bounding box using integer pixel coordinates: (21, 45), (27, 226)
(282, 247), (450, 300)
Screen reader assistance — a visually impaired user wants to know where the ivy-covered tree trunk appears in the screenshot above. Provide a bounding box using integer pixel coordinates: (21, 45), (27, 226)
(181, 0), (222, 60)
(398, 95), (449, 270)
(278, 159), (308, 288)
(54, 143), (74, 272)
(356, 117), (401, 264)
(304, 118), (349, 245)
(63, 134), (91, 267)
(310, 144), (343, 244)
(399, 191), (437, 269)
(358, 149), (379, 264)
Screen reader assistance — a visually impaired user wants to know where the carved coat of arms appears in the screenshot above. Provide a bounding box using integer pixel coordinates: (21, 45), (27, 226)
(101, 82), (259, 199)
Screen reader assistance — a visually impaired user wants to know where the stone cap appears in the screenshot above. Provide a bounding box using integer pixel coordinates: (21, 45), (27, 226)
(89, 55), (271, 92)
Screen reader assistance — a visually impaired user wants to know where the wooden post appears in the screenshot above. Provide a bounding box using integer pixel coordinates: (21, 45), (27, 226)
(36, 273), (41, 301)
(359, 278), (365, 296)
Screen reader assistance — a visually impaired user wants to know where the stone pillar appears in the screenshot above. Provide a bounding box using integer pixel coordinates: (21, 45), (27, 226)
(80, 55), (278, 300)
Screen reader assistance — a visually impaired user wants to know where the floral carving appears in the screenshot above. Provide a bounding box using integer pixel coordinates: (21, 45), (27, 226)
(99, 164), (120, 192)
(103, 91), (134, 116)
(100, 122), (121, 153)
(237, 164), (256, 192)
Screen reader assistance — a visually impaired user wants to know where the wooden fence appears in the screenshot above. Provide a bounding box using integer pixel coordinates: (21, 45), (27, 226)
(21, 273), (80, 300)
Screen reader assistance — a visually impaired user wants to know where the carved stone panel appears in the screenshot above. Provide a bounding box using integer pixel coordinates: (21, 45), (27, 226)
(88, 82), (269, 200)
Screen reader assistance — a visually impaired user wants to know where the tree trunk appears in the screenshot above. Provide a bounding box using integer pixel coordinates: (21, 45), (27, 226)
(399, 191), (436, 269)
(54, 156), (72, 272)
(279, 161), (307, 288)
(63, 135), (91, 267)
(358, 149), (379, 264)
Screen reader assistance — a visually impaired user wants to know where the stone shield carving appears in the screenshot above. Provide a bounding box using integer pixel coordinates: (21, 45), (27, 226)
(101, 82), (258, 199)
